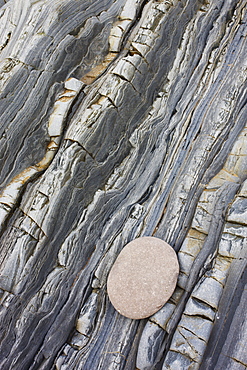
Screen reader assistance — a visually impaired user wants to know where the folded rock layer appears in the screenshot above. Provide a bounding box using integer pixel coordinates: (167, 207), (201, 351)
(0, 0), (246, 369)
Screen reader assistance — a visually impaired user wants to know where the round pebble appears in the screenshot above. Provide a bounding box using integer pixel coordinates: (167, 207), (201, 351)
(107, 236), (179, 319)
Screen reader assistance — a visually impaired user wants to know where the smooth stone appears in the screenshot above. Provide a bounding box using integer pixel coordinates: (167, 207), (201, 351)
(107, 236), (179, 319)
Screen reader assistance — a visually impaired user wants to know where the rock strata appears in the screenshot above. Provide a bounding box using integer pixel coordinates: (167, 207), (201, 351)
(107, 237), (179, 319)
(0, 0), (246, 369)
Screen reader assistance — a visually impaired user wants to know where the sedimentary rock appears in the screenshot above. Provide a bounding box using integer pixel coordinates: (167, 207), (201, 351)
(0, 0), (246, 369)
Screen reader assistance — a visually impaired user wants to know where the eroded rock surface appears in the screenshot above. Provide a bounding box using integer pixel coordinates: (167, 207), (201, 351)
(0, 0), (246, 369)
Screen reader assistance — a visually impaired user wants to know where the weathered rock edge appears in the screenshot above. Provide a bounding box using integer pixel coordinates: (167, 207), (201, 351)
(0, 0), (246, 369)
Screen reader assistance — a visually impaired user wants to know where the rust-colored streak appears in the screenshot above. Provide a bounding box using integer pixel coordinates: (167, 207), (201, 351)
(81, 52), (116, 85)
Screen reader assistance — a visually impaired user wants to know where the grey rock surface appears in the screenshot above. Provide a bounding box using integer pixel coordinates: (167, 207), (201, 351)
(0, 0), (246, 369)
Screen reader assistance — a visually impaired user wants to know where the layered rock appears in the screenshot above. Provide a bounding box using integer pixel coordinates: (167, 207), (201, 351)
(0, 0), (246, 369)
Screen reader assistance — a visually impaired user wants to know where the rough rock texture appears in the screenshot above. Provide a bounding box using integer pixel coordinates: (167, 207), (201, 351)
(107, 237), (179, 319)
(0, 0), (246, 369)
